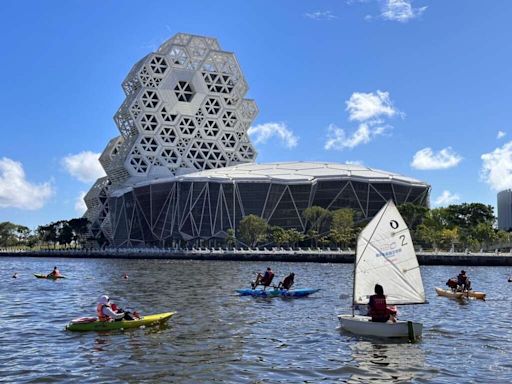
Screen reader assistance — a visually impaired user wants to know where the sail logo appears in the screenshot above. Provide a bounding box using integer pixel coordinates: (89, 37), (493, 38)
(376, 248), (403, 258)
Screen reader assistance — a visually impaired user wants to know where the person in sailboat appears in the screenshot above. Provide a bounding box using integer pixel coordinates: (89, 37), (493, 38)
(367, 284), (396, 323)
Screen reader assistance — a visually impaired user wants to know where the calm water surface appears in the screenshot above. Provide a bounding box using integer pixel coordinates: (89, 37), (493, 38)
(1, 257), (511, 383)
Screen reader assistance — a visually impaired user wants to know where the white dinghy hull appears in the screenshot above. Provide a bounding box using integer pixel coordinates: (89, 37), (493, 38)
(338, 314), (423, 339)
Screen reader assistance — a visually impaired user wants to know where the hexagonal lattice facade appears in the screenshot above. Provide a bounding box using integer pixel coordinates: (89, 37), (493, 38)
(84, 33), (258, 243)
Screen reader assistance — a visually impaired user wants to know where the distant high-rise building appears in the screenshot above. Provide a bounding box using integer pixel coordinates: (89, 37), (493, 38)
(498, 190), (512, 231)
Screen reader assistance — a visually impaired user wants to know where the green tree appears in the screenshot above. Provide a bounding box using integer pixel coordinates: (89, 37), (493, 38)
(271, 226), (290, 246)
(239, 215), (268, 247)
(329, 208), (354, 247)
(303, 206), (331, 233)
(0, 222), (21, 247)
(444, 203), (495, 228)
(226, 228), (236, 248)
(439, 227), (459, 250)
(397, 203), (428, 230)
(286, 228), (304, 247)
(37, 223), (58, 248)
(57, 221), (74, 248)
(68, 217), (89, 248)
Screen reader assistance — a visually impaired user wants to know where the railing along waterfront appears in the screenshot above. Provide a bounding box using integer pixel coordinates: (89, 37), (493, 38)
(2, 247), (512, 265)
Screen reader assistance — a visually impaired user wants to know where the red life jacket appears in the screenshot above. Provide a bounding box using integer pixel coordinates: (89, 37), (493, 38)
(369, 295), (388, 320)
(96, 303), (111, 322)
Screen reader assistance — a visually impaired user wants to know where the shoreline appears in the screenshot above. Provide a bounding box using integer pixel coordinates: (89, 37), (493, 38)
(1, 249), (512, 266)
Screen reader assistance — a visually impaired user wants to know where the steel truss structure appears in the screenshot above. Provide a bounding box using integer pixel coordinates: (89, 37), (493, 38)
(108, 162), (430, 247)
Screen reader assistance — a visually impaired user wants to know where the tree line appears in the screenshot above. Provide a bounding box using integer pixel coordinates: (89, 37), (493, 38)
(0, 218), (90, 249)
(235, 202), (512, 251)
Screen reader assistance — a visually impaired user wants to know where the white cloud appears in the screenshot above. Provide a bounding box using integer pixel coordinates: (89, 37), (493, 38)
(0, 157), (54, 210)
(497, 130), (506, 139)
(74, 191), (87, 215)
(62, 151), (105, 183)
(346, 90), (400, 122)
(305, 10), (337, 20)
(381, 0), (427, 22)
(248, 122), (299, 148)
(324, 122), (390, 150)
(434, 190), (460, 207)
(481, 141), (512, 191)
(410, 147), (463, 170)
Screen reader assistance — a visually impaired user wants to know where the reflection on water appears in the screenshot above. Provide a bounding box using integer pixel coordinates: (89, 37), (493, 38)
(1, 258), (512, 383)
(348, 340), (435, 383)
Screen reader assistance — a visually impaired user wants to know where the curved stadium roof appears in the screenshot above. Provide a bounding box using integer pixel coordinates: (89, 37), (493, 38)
(123, 161), (429, 189)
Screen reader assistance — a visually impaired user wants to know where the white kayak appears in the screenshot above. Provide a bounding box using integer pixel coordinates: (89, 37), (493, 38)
(435, 287), (486, 300)
(338, 314), (423, 339)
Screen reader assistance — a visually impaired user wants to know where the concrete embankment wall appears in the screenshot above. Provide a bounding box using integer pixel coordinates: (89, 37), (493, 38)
(2, 250), (512, 266)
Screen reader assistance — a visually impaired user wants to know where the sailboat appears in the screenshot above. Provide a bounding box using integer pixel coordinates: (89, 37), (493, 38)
(338, 200), (427, 339)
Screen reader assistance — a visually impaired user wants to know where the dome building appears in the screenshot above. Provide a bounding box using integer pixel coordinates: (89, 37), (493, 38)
(84, 33), (430, 247)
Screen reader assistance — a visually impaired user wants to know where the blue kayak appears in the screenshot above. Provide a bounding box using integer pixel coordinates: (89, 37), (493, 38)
(236, 288), (320, 298)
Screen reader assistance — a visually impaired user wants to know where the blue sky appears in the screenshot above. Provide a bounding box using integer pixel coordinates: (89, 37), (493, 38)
(1, 0), (511, 229)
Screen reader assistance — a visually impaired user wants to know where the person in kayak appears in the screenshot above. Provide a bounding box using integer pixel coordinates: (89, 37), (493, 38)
(278, 273), (295, 290)
(367, 284), (392, 323)
(47, 266), (61, 278)
(251, 267), (274, 290)
(97, 295), (140, 321)
(457, 270), (471, 291)
(97, 295), (126, 321)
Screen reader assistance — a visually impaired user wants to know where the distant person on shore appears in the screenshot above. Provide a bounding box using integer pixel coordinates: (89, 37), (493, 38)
(367, 284), (395, 323)
(47, 266), (61, 278)
(457, 270), (471, 291)
(278, 273), (295, 290)
(251, 267), (274, 290)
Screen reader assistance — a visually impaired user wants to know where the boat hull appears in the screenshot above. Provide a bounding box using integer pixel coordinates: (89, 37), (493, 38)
(338, 314), (423, 339)
(34, 274), (65, 279)
(435, 287), (486, 300)
(236, 288), (320, 298)
(66, 312), (175, 331)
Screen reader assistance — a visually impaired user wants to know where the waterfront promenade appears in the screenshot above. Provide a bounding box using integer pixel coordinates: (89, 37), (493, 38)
(2, 247), (512, 265)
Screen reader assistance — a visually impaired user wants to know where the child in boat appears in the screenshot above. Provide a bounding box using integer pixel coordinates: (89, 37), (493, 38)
(251, 267), (274, 290)
(278, 273), (295, 290)
(368, 284), (393, 323)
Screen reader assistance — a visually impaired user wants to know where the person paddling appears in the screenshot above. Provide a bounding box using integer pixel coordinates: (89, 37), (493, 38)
(457, 270), (471, 291)
(278, 273), (295, 290)
(251, 267), (274, 290)
(47, 266), (61, 278)
(96, 295), (140, 321)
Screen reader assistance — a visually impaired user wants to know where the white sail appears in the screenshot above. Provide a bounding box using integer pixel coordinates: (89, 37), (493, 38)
(353, 200), (426, 305)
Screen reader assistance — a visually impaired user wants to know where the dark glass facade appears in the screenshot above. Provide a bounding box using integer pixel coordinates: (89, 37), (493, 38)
(108, 179), (430, 247)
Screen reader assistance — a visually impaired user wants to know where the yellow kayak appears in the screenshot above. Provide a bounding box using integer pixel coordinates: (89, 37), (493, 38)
(66, 312), (175, 331)
(435, 287), (486, 300)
